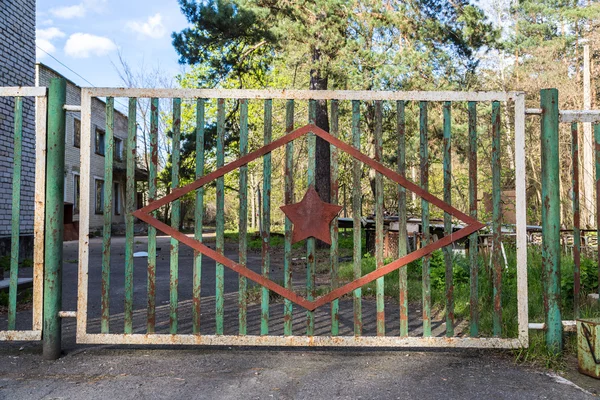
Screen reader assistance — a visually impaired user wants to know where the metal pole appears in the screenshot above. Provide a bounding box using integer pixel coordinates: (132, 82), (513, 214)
(540, 88), (563, 353)
(43, 78), (66, 360)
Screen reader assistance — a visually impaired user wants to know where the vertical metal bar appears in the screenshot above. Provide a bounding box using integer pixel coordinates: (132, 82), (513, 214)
(194, 99), (205, 334)
(491, 101), (502, 337)
(572, 122), (581, 317)
(284, 100), (294, 336)
(216, 98), (225, 335)
(8, 96), (22, 330)
(596, 122), (600, 305)
(514, 93), (529, 346)
(147, 98), (158, 334)
(43, 78), (66, 360)
(170, 98), (181, 334)
(397, 100), (408, 337)
(101, 97), (114, 334)
(420, 101), (431, 337)
(33, 94), (47, 332)
(443, 101), (454, 337)
(468, 101), (479, 337)
(374, 100), (385, 336)
(238, 99), (248, 335)
(261, 99), (272, 335)
(306, 99), (316, 336)
(124, 97), (137, 335)
(352, 100), (363, 336)
(330, 99), (340, 336)
(540, 88), (562, 353)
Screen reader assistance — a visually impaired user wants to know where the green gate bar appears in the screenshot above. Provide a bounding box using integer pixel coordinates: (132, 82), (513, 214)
(443, 101), (454, 337)
(374, 100), (385, 336)
(351, 100), (363, 336)
(491, 101), (502, 337)
(8, 96), (23, 330)
(540, 88), (562, 353)
(596, 122), (600, 304)
(124, 97), (137, 334)
(216, 98), (225, 335)
(420, 101), (431, 337)
(170, 98), (181, 334)
(306, 99), (316, 336)
(238, 99), (248, 335)
(101, 97), (114, 334)
(397, 100), (408, 337)
(571, 122), (581, 317)
(43, 78), (66, 360)
(330, 99), (340, 336)
(284, 99), (294, 336)
(147, 98), (159, 334)
(194, 99), (205, 334)
(468, 101), (479, 337)
(261, 99), (272, 335)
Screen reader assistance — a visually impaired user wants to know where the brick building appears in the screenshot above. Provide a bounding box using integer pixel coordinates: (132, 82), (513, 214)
(0, 0), (36, 258)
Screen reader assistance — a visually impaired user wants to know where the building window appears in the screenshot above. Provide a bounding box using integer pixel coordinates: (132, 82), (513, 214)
(114, 182), (121, 215)
(95, 128), (105, 156)
(95, 179), (104, 214)
(73, 174), (80, 215)
(115, 138), (123, 161)
(74, 119), (81, 148)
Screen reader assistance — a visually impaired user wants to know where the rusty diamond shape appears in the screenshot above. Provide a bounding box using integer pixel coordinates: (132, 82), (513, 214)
(133, 123), (485, 311)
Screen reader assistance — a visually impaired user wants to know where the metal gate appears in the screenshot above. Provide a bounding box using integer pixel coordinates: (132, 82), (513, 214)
(74, 88), (528, 348)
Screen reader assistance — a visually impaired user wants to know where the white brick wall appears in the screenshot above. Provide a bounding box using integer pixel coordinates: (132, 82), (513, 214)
(0, 0), (36, 237)
(36, 64), (129, 232)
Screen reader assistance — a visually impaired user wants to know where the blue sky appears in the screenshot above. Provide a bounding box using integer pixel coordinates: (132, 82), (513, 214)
(36, 0), (190, 87)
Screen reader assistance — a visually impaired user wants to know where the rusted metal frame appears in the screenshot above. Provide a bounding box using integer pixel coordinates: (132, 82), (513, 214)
(76, 89), (92, 344)
(560, 110), (600, 123)
(147, 98), (158, 334)
(468, 101), (479, 337)
(284, 100), (294, 336)
(420, 101), (431, 337)
(596, 122), (600, 304)
(32, 94), (48, 333)
(443, 101), (454, 337)
(124, 97), (137, 334)
(306, 100), (317, 336)
(261, 99), (272, 335)
(132, 124), (485, 311)
(540, 89), (562, 353)
(0, 331), (42, 341)
(44, 79), (66, 359)
(330, 100), (340, 336)
(491, 101), (502, 337)
(101, 97), (114, 333)
(78, 332), (523, 347)
(0, 87), (46, 97)
(216, 99), (225, 335)
(351, 100), (363, 336)
(571, 122), (581, 317)
(194, 99), (205, 334)
(86, 87), (518, 102)
(170, 98), (182, 334)
(397, 100), (408, 337)
(374, 100), (385, 336)
(8, 96), (23, 330)
(514, 94), (529, 346)
(238, 99), (248, 335)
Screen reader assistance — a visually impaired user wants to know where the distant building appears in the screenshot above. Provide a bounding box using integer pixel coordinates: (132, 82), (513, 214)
(0, 0), (37, 261)
(36, 63), (136, 235)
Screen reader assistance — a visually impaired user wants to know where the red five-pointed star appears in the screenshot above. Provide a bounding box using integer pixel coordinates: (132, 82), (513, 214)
(280, 187), (343, 245)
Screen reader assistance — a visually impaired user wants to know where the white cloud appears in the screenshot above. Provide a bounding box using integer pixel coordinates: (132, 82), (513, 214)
(126, 13), (166, 39)
(36, 27), (66, 58)
(50, 4), (86, 19)
(64, 33), (117, 58)
(49, 1), (107, 19)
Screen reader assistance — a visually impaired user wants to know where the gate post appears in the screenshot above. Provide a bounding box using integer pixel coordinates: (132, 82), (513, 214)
(540, 88), (563, 353)
(43, 78), (66, 360)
